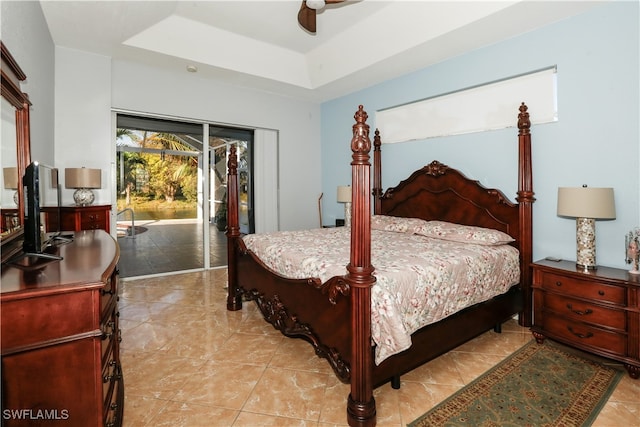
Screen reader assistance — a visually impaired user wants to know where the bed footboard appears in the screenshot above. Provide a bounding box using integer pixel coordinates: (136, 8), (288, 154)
(233, 237), (353, 382)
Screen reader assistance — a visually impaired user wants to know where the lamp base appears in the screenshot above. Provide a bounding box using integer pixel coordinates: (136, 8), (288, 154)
(575, 217), (597, 270)
(73, 188), (95, 206)
(344, 202), (351, 226)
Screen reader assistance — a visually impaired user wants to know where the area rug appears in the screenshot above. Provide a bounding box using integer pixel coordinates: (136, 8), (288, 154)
(408, 340), (624, 427)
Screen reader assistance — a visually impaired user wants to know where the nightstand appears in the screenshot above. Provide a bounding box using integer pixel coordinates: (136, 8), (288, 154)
(46, 204), (111, 233)
(531, 259), (639, 379)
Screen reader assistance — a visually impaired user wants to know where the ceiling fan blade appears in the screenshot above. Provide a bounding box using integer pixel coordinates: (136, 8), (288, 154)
(298, 1), (317, 33)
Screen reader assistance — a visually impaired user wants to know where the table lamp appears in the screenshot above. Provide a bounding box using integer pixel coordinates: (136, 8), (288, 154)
(3, 167), (19, 205)
(65, 167), (101, 206)
(337, 185), (351, 226)
(557, 185), (615, 270)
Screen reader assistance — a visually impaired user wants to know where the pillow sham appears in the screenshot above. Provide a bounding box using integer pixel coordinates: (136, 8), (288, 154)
(413, 220), (515, 246)
(371, 215), (429, 234)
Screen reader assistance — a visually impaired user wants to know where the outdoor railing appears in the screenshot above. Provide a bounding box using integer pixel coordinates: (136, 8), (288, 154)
(117, 208), (136, 238)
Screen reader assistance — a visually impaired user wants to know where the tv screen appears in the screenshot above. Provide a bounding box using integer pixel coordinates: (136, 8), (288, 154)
(22, 161), (63, 257)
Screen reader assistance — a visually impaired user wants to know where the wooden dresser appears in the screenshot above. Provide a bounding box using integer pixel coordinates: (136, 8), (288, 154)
(1, 230), (124, 426)
(531, 259), (640, 379)
(46, 205), (112, 233)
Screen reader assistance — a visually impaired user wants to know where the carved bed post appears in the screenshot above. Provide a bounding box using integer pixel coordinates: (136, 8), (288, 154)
(346, 106), (377, 427)
(516, 102), (535, 326)
(372, 129), (382, 215)
(226, 145), (242, 311)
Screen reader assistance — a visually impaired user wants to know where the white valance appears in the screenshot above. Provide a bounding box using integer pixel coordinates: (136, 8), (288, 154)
(376, 67), (557, 144)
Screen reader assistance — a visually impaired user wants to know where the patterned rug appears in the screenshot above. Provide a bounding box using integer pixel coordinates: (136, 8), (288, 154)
(408, 340), (624, 427)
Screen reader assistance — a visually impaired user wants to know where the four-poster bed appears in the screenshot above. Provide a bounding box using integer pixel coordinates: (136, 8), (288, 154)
(226, 103), (534, 426)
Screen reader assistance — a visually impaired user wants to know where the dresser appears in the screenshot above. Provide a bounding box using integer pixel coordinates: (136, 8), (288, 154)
(46, 204), (112, 233)
(1, 230), (124, 426)
(531, 259), (640, 379)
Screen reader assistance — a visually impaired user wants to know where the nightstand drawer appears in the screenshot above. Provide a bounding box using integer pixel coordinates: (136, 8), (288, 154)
(542, 315), (626, 357)
(543, 294), (626, 330)
(539, 271), (625, 305)
(81, 211), (108, 229)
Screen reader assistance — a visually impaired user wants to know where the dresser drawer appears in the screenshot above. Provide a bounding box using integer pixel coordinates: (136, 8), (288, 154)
(538, 271), (626, 305)
(542, 315), (626, 357)
(101, 276), (117, 317)
(101, 326), (115, 363)
(1, 291), (95, 350)
(101, 310), (119, 363)
(81, 210), (108, 230)
(104, 375), (123, 427)
(543, 293), (626, 330)
(102, 351), (119, 407)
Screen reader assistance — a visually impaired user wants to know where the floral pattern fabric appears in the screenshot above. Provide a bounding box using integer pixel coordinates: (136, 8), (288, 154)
(242, 227), (520, 364)
(413, 220), (515, 246)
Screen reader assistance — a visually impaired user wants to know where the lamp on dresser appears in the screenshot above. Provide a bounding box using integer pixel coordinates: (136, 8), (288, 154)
(65, 167), (101, 206)
(337, 185), (351, 226)
(3, 167), (19, 205)
(557, 185), (616, 271)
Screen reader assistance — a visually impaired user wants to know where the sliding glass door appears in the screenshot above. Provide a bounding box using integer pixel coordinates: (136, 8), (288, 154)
(210, 126), (254, 235)
(115, 114), (254, 278)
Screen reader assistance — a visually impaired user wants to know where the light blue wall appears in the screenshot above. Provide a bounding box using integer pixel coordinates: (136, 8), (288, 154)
(321, 1), (639, 269)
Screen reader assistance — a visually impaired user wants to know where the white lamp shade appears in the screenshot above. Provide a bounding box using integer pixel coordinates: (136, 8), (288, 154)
(557, 187), (615, 219)
(65, 167), (101, 189)
(306, 0), (326, 9)
(337, 185), (351, 203)
(3, 167), (18, 189)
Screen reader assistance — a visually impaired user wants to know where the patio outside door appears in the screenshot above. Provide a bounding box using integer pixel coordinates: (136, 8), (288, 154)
(115, 114), (254, 278)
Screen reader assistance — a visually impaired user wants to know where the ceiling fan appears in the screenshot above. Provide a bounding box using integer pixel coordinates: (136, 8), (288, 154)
(298, 0), (346, 33)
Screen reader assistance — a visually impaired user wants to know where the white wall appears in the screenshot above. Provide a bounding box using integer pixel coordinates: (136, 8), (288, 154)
(0, 0), (55, 164)
(3, 0), (322, 233)
(54, 47), (112, 206)
(111, 59), (321, 231)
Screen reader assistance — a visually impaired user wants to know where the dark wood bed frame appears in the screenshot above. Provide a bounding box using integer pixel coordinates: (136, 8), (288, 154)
(226, 103), (534, 426)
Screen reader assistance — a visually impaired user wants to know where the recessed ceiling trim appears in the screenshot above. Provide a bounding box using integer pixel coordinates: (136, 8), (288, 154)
(123, 15), (313, 88)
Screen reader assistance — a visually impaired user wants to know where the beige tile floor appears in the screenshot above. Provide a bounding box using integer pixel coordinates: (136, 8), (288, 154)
(119, 269), (640, 427)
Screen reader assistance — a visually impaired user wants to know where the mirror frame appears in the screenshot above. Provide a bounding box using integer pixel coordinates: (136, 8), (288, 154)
(1, 41), (32, 263)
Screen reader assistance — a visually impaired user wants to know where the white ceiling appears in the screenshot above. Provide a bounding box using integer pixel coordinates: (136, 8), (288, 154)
(40, 0), (605, 102)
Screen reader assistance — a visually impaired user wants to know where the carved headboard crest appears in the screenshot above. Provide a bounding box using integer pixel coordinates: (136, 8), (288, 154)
(423, 160), (448, 176)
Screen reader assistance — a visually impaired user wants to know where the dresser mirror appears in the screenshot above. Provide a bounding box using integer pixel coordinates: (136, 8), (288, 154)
(1, 41), (32, 261)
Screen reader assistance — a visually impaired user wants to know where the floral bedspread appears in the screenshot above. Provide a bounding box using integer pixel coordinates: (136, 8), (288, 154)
(242, 227), (520, 364)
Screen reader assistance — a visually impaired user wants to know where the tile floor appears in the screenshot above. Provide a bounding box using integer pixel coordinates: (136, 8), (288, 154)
(116, 220), (227, 278)
(119, 269), (640, 427)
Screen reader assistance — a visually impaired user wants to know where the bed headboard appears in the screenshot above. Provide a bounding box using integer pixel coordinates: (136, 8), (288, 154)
(377, 160), (520, 244)
(372, 103), (534, 325)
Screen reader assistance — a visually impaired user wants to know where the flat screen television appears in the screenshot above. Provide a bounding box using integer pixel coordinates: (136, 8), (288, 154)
(22, 161), (64, 259)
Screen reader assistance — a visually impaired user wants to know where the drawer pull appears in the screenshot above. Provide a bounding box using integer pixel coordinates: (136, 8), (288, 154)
(566, 304), (593, 316)
(598, 290), (605, 296)
(555, 281), (562, 287)
(103, 366), (120, 383)
(567, 326), (593, 339)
